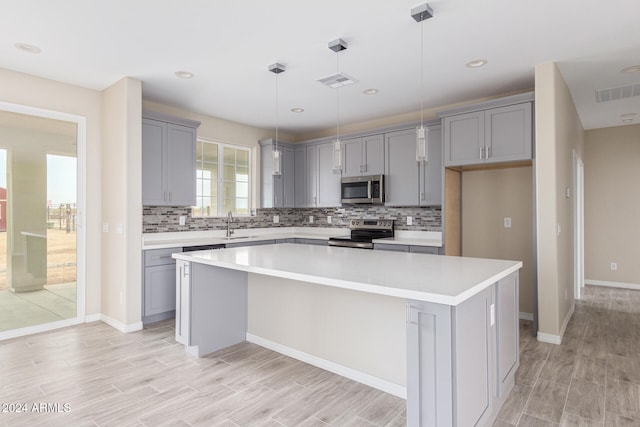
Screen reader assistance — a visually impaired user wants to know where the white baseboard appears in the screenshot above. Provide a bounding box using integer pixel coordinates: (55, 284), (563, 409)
(0, 317), (81, 341)
(537, 331), (561, 345)
(84, 313), (101, 323)
(537, 303), (574, 346)
(246, 333), (406, 399)
(519, 312), (534, 321)
(585, 279), (640, 291)
(100, 314), (143, 333)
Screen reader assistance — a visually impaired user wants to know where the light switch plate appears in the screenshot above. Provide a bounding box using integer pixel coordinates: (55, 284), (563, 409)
(504, 217), (512, 228)
(406, 216), (413, 226)
(102, 222), (109, 233)
(309, 216), (314, 224)
(327, 216), (332, 224)
(179, 216), (186, 226)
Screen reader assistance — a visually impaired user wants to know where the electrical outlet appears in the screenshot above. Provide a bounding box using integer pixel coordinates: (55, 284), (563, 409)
(327, 216), (332, 224)
(102, 222), (109, 233)
(611, 262), (618, 271)
(504, 217), (512, 228)
(179, 216), (186, 226)
(309, 216), (314, 224)
(557, 223), (562, 236)
(115, 223), (123, 234)
(406, 216), (413, 226)
(273, 215), (279, 224)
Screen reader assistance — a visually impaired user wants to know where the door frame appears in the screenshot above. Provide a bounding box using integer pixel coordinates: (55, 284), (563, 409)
(0, 101), (86, 340)
(573, 150), (585, 300)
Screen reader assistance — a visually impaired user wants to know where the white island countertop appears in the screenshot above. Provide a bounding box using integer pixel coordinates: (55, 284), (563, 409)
(173, 244), (521, 306)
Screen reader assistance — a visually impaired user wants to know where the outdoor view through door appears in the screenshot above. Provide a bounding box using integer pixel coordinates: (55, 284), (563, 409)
(0, 111), (77, 333)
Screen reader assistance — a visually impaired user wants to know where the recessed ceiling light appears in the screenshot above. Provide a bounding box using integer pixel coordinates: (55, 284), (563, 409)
(620, 65), (640, 74)
(621, 113), (637, 118)
(622, 118), (634, 124)
(175, 71), (194, 79)
(290, 108), (304, 113)
(14, 42), (42, 54)
(466, 59), (488, 68)
(363, 88), (379, 95)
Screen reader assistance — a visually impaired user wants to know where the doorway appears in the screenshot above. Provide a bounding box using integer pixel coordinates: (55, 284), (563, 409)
(0, 103), (86, 338)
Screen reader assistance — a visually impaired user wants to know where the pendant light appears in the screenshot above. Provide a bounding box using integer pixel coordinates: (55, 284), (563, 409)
(268, 62), (286, 175)
(329, 38), (348, 172)
(412, 3), (434, 163)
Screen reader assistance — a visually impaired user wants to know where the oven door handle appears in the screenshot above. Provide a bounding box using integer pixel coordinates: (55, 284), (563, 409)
(367, 181), (372, 199)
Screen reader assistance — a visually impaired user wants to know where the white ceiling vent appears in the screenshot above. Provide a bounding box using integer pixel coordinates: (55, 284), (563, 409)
(318, 73), (357, 89)
(595, 84), (640, 103)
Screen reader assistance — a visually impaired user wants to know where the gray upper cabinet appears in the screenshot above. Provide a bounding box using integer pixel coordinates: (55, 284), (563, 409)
(342, 134), (384, 177)
(385, 126), (442, 207)
(294, 147), (308, 207)
(260, 139), (295, 208)
(142, 112), (199, 206)
(443, 101), (533, 167)
(301, 142), (341, 208)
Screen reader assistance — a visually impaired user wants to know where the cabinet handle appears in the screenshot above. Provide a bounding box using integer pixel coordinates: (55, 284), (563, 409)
(367, 181), (372, 199)
(168, 192), (171, 201)
(479, 147), (484, 159)
(420, 191), (425, 201)
(486, 146), (491, 158)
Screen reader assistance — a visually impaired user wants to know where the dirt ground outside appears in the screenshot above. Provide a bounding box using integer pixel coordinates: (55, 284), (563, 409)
(0, 229), (76, 291)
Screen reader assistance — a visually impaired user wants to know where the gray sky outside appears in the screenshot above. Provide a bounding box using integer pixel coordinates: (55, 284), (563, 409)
(0, 150), (77, 205)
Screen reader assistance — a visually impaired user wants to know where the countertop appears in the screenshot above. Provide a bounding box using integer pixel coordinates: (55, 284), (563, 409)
(173, 244), (521, 306)
(143, 228), (443, 250)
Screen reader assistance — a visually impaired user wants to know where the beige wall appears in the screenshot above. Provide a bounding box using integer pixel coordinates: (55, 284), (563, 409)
(0, 68), (103, 316)
(584, 124), (640, 285)
(461, 167), (534, 315)
(534, 62), (584, 338)
(142, 100), (285, 212)
(102, 78), (142, 326)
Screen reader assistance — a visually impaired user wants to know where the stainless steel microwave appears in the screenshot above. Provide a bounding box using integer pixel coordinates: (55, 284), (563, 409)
(340, 174), (385, 204)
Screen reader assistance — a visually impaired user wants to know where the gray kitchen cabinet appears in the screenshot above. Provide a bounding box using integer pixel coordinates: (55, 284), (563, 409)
(374, 243), (410, 252)
(294, 147), (308, 207)
(443, 102), (532, 167)
(175, 260), (247, 355)
(143, 246), (181, 324)
(304, 142), (341, 208)
(225, 239), (276, 248)
(374, 243), (439, 254)
(406, 272), (519, 426)
(142, 112), (199, 206)
(409, 245), (439, 255)
(342, 134), (384, 177)
(384, 126), (442, 207)
(260, 139), (295, 208)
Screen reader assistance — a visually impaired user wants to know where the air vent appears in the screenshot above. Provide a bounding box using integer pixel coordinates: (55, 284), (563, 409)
(595, 84), (640, 103)
(318, 73), (357, 89)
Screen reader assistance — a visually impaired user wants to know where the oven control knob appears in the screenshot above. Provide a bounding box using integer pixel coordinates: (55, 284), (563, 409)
(351, 220), (356, 226)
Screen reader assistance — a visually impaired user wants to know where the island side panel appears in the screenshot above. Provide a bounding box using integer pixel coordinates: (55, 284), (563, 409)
(188, 263), (248, 356)
(247, 273), (407, 390)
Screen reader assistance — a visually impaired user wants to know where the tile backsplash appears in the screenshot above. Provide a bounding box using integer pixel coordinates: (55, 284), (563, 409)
(143, 205), (442, 233)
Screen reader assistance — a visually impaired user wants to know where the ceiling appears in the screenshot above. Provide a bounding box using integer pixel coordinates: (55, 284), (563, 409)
(1, 0), (639, 135)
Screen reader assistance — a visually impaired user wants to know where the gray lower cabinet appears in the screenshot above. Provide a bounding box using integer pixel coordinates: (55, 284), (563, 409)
(225, 239), (276, 248)
(406, 272), (519, 426)
(142, 247), (181, 324)
(442, 101), (533, 167)
(385, 126), (442, 207)
(175, 260), (247, 356)
(374, 243), (439, 254)
(142, 113), (199, 206)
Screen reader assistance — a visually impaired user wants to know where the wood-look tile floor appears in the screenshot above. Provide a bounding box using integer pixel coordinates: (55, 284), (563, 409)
(0, 319), (404, 426)
(1, 285), (638, 427)
(496, 285), (640, 426)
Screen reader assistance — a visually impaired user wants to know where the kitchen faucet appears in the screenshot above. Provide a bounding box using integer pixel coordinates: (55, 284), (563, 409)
(227, 211), (234, 237)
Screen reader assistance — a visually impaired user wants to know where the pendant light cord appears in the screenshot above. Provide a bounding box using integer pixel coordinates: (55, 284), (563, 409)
(336, 51), (340, 142)
(420, 19), (424, 128)
(275, 72), (279, 151)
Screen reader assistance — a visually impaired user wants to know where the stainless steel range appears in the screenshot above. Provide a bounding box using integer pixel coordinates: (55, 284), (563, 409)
(328, 219), (394, 249)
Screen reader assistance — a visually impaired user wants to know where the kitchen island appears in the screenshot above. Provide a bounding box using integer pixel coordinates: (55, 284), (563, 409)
(173, 244), (522, 427)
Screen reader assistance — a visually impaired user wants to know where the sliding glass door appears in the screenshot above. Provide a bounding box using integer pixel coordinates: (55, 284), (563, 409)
(0, 110), (79, 333)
